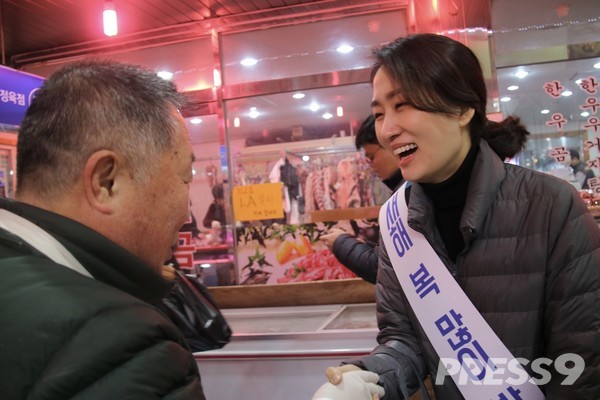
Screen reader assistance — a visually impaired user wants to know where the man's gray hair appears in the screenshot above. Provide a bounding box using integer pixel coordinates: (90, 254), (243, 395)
(17, 59), (186, 197)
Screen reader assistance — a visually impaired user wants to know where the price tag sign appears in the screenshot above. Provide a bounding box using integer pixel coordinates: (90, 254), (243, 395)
(233, 182), (284, 221)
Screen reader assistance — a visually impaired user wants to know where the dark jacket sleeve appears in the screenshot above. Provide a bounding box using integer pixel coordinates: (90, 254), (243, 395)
(344, 238), (427, 399)
(331, 233), (378, 284)
(543, 186), (600, 399)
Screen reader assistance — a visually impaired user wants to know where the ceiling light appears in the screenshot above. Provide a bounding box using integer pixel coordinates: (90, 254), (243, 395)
(157, 71), (173, 80)
(514, 70), (528, 79)
(500, 96), (511, 102)
(336, 106), (344, 117)
(594, 62), (600, 69)
(302, 155), (310, 162)
(190, 118), (202, 124)
(234, 117), (240, 127)
(322, 112), (333, 119)
(336, 44), (354, 54)
(575, 79), (583, 85)
(103, 0), (118, 37)
(309, 103), (319, 112)
(292, 93), (305, 99)
(213, 68), (222, 87)
(248, 107), (260, 118)
(541, 109), (550, 114)
(192, 169), (197, 176)
(561, 90), (573, 97)
(507, 85), (519, 91)
(581, 111), (590, 117)
(200, 263), (212, 268)
(240, 58), (258, 67)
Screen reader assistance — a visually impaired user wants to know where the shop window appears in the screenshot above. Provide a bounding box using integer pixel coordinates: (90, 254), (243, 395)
(224, 83), (394, 285)
(21, 38), (215, 92)
(220, 11), (407, 85)
(497, 57), (600, 193)
(178, 114), (236, 286)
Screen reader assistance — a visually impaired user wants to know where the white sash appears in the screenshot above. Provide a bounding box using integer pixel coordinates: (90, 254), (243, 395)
(379, 183), (544, 399)
(0, 208), (92, 278)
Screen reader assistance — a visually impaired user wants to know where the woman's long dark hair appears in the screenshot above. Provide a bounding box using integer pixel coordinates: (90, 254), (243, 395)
(371, 33), (529, 160)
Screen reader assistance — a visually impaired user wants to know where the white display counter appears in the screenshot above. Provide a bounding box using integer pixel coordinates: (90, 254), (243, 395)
(194, 303), (378, 400)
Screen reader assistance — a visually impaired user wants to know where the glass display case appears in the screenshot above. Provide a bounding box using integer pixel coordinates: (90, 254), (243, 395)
(194, 303), (378, 400)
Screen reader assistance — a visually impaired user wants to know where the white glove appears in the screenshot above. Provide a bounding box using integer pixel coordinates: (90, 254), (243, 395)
(312, 370), (385, 400)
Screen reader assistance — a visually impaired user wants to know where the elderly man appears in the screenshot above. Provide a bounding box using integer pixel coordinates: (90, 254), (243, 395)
(0, 60), (204, 399)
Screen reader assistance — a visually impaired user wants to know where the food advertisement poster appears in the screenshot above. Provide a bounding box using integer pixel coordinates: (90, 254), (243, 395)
(236, 218), (379, 285)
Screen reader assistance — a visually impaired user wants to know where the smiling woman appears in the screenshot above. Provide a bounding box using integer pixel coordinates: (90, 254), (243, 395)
(317, 33), (600, 400)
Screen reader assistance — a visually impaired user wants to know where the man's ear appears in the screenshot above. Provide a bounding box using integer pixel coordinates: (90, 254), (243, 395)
(459, 107), (475, 128)
(83, 150), (121, 214)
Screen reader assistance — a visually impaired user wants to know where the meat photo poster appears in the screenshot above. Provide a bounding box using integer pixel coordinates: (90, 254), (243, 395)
(235, 219), (378, 285)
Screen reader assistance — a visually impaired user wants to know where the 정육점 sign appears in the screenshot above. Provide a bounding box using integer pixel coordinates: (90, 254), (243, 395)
(0, 65), (44, 126)
(233, 182), (284, 222)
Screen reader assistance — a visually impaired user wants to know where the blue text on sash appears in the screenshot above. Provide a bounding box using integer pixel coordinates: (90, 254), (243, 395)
(386, 192), (413, 257)
(436, 308), (497, 381)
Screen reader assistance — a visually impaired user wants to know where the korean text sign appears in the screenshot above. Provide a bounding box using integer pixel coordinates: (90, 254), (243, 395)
(0, 65), (44, 126)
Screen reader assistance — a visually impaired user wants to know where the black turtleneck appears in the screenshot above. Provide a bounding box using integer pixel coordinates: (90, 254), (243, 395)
(383, 169), (405, 191)
(421, 139), (479, 262)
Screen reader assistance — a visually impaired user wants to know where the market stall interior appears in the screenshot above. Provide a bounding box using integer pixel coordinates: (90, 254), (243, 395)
(0, 0), (598, 307)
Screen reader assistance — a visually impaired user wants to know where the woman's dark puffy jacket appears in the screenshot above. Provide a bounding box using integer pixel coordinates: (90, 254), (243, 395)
(348, 141), (600, 400)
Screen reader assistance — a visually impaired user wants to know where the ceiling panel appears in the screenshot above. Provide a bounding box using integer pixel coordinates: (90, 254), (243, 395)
(0, 0), (428, 66)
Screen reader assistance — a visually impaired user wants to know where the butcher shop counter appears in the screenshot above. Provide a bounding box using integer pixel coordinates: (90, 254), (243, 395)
(194, 302), (378, 400)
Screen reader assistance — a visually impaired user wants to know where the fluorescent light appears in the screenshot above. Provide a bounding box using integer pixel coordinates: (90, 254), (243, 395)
(157, 71), (173, 80)
(103, 1), (118, 37)
(213, 68), (221, 87)
(190, 118), (202, 124)
(240, 58), (258, 67)
(514, 70), (528, 79)
(322, 112), (333, 119)
(336, 106), (344, 117)
(200, 263), (211, 268)
(248, 107), (260, 119)
(594, 62), (600, 69)
(500, 96), (511, 102)
(507, 85), (519, 91)
(234, 117), (240, 127)
(336, 44), (354, 54)
(581, 111), (590, 117)
(561, 90), (573, 97)
(292, 93), (305, 99)
(541, 109), (550, 114)
(309, 103), (319, 112)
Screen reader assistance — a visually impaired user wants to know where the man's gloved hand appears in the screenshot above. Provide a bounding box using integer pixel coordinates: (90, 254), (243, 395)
(312, 369), (385, 400)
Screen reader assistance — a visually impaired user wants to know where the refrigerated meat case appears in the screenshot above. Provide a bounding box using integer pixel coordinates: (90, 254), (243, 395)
(195, 302), (378, 400)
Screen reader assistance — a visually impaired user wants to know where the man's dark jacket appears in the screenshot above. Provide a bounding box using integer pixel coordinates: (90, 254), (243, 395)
(0, 198), (205, 399)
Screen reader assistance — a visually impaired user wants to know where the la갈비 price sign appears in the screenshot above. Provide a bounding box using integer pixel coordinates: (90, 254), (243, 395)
(233, 182), (284, 222)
